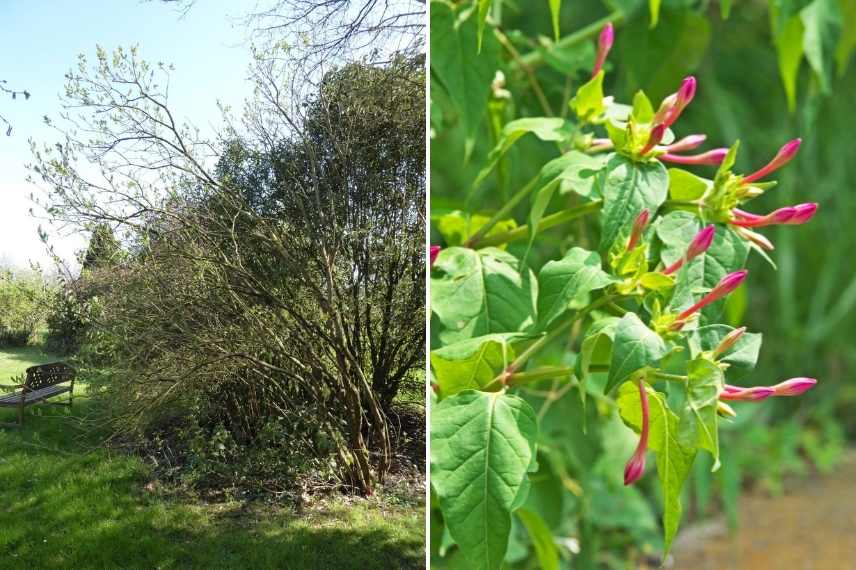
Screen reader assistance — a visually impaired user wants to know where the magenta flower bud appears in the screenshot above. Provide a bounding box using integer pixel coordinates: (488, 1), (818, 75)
(659, 148), (729, 166)
(654, 76), (697, 127)
(743, 138), (802, 183)
(592, 23), (614, 77)
(771, 377), (817, 396)
(662, 225), (715, 275)
(626, 209), (650, 250)
(731, 206), (796, 228)
(624, 381), (649, 486)
(640, 124), (667, 155)
(720, 385), (775, 401)
(664, 134), (707, 153)
(430, 245), (441, 267)
(677, 270), (748, 321)
(784, 203), (818, 225)
(713, 326), (746, 357)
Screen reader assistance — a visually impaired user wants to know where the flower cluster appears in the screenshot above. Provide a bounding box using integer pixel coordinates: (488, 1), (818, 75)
(584, 24), (819, 486)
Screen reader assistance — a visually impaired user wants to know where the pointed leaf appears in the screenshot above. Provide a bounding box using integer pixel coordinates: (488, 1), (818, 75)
(517, 507), (560, 570)
(684, 357), (724, 469)
(431, 333), (532, 398)
(690, 324), (763, 382)
(537, 247), (616, 330)
(606, 313), (668, 393)
(431, 391), (539, 570)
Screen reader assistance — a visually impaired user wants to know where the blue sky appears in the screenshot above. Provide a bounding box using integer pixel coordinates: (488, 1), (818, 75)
(0, 0), (253, 269)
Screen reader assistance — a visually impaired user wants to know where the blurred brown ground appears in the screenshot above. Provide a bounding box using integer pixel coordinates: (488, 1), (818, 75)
(670, 451), (856, 570)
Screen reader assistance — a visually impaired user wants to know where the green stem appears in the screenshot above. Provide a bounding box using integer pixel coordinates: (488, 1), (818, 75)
(507, 366), (575, 385)
(486, 295), (614, 391)
(473, 200), (603, 248)
(652, 371), (688, 382)
(519, 11), (625, 69)
(465, 174), (539, 248)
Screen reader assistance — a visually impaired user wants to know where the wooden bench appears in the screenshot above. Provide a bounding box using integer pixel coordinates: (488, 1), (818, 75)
(0, 362), (76, 427)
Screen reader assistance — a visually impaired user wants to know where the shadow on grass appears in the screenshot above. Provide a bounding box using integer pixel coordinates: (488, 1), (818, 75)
(0, 382), (424, 569)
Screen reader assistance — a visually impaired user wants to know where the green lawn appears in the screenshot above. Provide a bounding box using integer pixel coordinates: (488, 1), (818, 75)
(0, 346), (425, 569)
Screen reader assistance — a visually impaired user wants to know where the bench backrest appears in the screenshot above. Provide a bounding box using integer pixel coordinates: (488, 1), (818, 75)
(24, 362), (75, 393)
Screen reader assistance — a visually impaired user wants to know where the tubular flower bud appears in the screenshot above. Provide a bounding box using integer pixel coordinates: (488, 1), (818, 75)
(653, 76), (697, 127)
(731, 206), (798, 228)
(720, 385), (775, 401)
(624, 381), (649, 486)
(713, 326), (746, 357)
(592, 23), (614, 77)
(659, 148), (729, 166)
(663, 225), (715, 275)
(771, 377), (817, 396)
(734, 227), (775, 251)
(430, 245), (441, 266)
(717, 401), (737, 418)
(784, 203), (818, 225)
(743, 138), (802, 183)
(640, 124), (667, 155)
(676, 270), (748, 322)
(665, 134), (707, 153)
(626, 209), (650, 250)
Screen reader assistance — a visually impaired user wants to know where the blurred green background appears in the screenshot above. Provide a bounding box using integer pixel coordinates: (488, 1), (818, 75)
(431, 0), (856, 566)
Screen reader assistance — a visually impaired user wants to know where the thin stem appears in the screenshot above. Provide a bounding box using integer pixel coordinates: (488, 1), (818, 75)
(486, 295), (615, 391)
(652, 371), (688, 382)
(494, 27), (554, 116)
(507, 366), (574, 385)
(472, 200), (603, 248)
(519, 11), (625, 69)
(465, 174), (540, 247)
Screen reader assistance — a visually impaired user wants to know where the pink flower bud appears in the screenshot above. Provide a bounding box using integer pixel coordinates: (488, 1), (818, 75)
(720, 386), (775, 401)
(592, 23), (614, 77)
(626, 209), (650, 250)
(430, 245), (441, 267)
(713, 326), (746, 358)
(640, 124), (667, 155)
(784, 203), (818, 225)
(662, 225), (715, 275)
(734, 227), (775, 251)
(653, 76), (697, 128)
(677, 270), (747, 321)
(659, 148), (729, 166)
(731, 207), (796, 228)
(624, 381), (649, 486)
(664, 134), (707, 153)
(771, 377), (817, 396)
(743, 138), (802, 183)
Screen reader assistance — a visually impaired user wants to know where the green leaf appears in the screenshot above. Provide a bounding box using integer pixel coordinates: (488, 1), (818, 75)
(598, 154), (669, 253)
(477, 0), (492, 52)
(431, 247), (538, 344)
(617, 382), (696, 556)
(435, 210), (518, 247)
(554, 151), (610, 199)
(472, 118), (576, 191)
(570, 70), (605, 122)
(801, 0), (843, 93)
(606, 312), (668, 393)
(649, 0), (662, 27)
(631, 90), (655, 123)
(516, 508), (559, 570)
(691, 324), (763, 382)
(431, 391), (539, 570)
(668, 168), (710, 201)
(777, 16), (806, 112)
(721, 0), (732, 18)
(430, 2), (500, 157)
(684, 357), (724, 469)
(835, 0), (856, 75)
(537, 247), (616, 330)
(431, 333), (530, 398)
(548, 0), (562, 42)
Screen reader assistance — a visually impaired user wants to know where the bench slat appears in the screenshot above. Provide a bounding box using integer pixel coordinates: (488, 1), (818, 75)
(0, 385), (71, 406)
